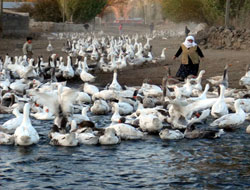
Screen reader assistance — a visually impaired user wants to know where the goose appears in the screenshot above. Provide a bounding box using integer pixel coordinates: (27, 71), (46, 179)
(190, 70), (205, 91)
(0, 108), (23, 134)
(108, 69), (122, 91)
(29, 84), (79, 129)
(47, 41), (54, 52)
(71, 106), (90, 124)
(107, 121), (144, 140)
(184, 125), (225, 139)
(30, 106), (55, 120)
(92, 89), (117, 101)
(90, 99), (110, 115)
(50, 132), (79, 146)
(159, 129), (184, 140)
(99, 128), (121, 145)
(239, 64), (250, 89)
(70, 120), (99, 145)
(207, 64), (230, 88)
(76, 91), (91, 104)
(138, 112), (163, 133)
(14, 103), (40, 146)
(0, 132), (14, 145)
(83, 82), (99, 96)
(80, 62), (95, 83)
(210, 99), (246, 129)
(211, 84), (228, 118)
(246, 125), (250, 134)
(62, 56), (74, 79)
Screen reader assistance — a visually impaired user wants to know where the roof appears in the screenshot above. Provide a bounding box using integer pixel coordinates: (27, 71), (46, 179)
(3, 2), (34, 9)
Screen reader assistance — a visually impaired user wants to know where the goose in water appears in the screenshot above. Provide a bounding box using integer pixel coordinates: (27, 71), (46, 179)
(99, 128), (121, 145)
(184, 125), (225, 139)
(0, 107), (23, 134)
(138, 111), (163, 133)
(30, 106), (55, 120)
(50, 131), (79, 146)
(90, 99), (110, 115)
(0, 132), (14, 145)
(14, 103), (40, 146)
(107, 116), (144, 140)
(159, 129), (184, 140)
(210, 99), (246, 130)
(70, 120), (100, 145)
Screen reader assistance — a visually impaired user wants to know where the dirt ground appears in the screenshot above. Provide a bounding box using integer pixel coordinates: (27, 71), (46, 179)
(0, 25), (250, 89)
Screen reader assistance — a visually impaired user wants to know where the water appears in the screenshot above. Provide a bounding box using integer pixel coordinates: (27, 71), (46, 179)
(1, 114), (250, 190)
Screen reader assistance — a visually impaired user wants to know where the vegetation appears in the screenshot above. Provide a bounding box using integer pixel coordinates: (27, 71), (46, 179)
(160, 0), (250, 26)
(66, 0), (107, 23)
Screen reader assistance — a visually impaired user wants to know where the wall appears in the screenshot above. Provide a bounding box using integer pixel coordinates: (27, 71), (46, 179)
(2, 11), (29, 37)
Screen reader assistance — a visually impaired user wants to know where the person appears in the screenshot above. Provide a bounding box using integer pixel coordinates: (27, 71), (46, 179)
(185, 26), (190, 37)
(172, 36), (204, 81)
(150, 22), (154, 34)
(119, 23), (123, 35)
(83, 23), (89, 32)
(23, 37), (33, 58)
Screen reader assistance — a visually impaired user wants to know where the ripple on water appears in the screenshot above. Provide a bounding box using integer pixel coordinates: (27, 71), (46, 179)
(1, 114), (250, 189)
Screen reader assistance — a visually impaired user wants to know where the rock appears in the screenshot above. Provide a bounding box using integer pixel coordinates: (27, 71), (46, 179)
(208, 26), (217, 34)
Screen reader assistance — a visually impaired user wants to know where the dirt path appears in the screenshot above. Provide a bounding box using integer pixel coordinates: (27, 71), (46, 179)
(0, 29), (249, 89)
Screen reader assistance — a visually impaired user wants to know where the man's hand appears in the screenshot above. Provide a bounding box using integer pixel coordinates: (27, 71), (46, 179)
(172, 56), (176, 60)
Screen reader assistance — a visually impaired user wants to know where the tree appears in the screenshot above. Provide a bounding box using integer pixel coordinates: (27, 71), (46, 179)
(32, 0), (62, 22)
(67, 0), (107, 23)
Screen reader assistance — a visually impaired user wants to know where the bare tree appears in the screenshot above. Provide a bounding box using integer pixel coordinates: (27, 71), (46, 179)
(225, 0), (230, 28)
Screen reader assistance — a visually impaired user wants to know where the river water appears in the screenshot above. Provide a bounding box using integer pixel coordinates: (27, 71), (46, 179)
(1, 113), (250, 190)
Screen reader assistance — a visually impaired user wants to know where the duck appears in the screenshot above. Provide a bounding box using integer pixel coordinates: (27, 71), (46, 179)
(0, 132), (14, 145)
(0, 107), (23, 134)
(159, 128), (184, 140)
(14, 103), (40, 146)
(211, 84), (228, 118)
(210, 99), (246, 130)
(99, 128), (121, 145)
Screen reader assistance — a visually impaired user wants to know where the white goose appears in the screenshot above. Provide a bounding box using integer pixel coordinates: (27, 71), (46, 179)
(80, 61), (95, 83)
(0, 132), (14, 145)
(30, 106), (55, 120)
(0, 108), (23, 134)
(47, 41), (54, 52)
(210, 99), (246, 129)
(50, 132), (79, 146)
(108, 69), (122, 91)
(99, 128), (121, 145)
(82, 84), (98, 98)
(14, 103), (40, 146)
(159, 129), (184, 140)
(138, 112), (163, 133)
(90, 99), (110, 115)
(211, 84), (228, 118)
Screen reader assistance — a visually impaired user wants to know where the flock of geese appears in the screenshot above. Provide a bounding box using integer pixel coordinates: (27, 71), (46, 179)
(0, 32), (250, 147)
